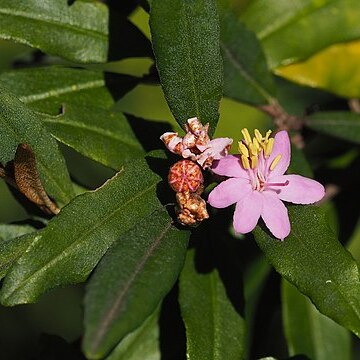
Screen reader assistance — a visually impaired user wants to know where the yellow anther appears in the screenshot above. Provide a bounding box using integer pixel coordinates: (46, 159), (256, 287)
(270, 154), (282, 171)
(264, 130), (272, 141)
(265, 138), (274, 157)
(241, 154), (250, 169)
(238, 142), (249, 157)
(252, 137), (260, 152)
(249, 143), (258, 157)
(241, 128), (252, 145)
(250, 155), (258, 169)
(254, 129), (263, 143)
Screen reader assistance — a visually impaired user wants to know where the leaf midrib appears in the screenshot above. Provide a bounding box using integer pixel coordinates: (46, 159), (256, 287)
(0, 7), (106, 39)
(2, 175), (159, 302)
(220, 41), (273, 103)
(258, 0), (338, 40)
(43, 117), (143, 151)
(19, 79), (105, 103)
(90, 219), (172, 353)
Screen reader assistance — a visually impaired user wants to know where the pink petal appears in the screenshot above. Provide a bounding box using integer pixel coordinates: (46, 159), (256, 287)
(211, 155), (249, 179)
(270, 175), (325, 204)
(197, 137), (232, 158)
(208, 178), (252, 208)
(261, 192), (290, 240)
(233, 191), (263, 234)
(267, 130), (291, 176)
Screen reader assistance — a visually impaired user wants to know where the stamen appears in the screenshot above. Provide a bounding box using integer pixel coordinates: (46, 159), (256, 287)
(266, 180), (289, 187)
(241, 154), (250, 169)
(264, 130), (272, 141)
(254, 129), (263, 143)
(249, 143), (258, 156)
(265, 138), (274, 157)
(238, 142), (249, 157)
(241, 128), (252, 145)
(270, 154), (282, 170)
(250, 155), (258, 169)
(252, 137), (260, 152)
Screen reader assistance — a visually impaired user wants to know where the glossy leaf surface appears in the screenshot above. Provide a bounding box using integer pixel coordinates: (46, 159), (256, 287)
(306, 112), (360, 145)
(106, 308), (160, 360)
(83, 208), (189, 359)
(282, 279), (351, 360)
(254, 205), (360, 337)
(0, 67), (114, 111)
(276, 40), (360, 99)
(241, 0), (360, 68)
(179, 248), (246, 360)
(42, 105), (145, 170)
(219, 10), (275, 105)
(0, 84), (74, 204)
(0, 157), (163, 306)
(150, 0), (223, 135)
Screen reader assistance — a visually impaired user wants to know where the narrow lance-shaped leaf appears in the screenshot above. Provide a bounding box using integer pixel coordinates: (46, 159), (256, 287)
(0, 224), (36, 279)
(150, 0), (223, 135)
(282, 279), (351, 360)
(179, 248), (246, 360)
(0, 0), (151, 63)
(106, 307), (161, 360)
(42, 105), (145, 170)
(0, 67), (115, 111)
(241, 0), (360, 68)
(83, 208), (189, 359)
(0, 84), (74, 205)
(254, 205), (360, 337)
(306, 112), (360, 145)
(0, 156), (164, 306)
(219, 9), (275, 105)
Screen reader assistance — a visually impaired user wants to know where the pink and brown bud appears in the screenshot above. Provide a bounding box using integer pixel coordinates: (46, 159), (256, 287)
(176, 191), (209, 227)
(168, 160), (203, 193)
(160, 132), (183, 156)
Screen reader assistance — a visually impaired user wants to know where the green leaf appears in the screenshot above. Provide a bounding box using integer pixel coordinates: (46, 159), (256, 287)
(306, 112), (360, 145)
(0, 84), (74, 204)
(0, 224), (35, 279)
(106, 307), (160, 360)
(282, 279), (351, 360)
(0, 0), (151, 63)
(219, 10), (275, 105)
(83, 208), (189, 359)
(179, 248), (246, 360)
(240, 0), (360, 68)
(42, 105), (145, 170)
(150, 0), (223, 135)
(0, 156), (164, 306)
(0, 67), (115, 112)
(253, 205), (360, 337)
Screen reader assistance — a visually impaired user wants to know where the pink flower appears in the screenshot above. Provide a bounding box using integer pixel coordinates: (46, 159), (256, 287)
(160, 117), (232, 169)
(208, 129), (325, 240)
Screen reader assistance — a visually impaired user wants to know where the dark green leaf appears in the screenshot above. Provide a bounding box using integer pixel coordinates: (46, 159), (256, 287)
(106, 307), (160, 360)
(254, 205), (360, 337)
(179, 248), (246, 360)
(0, 224), (35, 279)
(150, 0), (223, 135)
(0, 156), (164, 306)
(241, 0), (360, 68)
(83, 208), (189, 359)
(0, 0), (151, 63)
(42, 105), (145, 170)
(219, 10), (275, 105)
(0, 67), (114, 112)
(306, 112), (360, 144)
(282, 279), (351, 360)
(0, 84), (74, 204)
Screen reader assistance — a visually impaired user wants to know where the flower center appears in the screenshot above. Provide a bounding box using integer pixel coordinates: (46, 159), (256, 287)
(238, 128), (289, 192)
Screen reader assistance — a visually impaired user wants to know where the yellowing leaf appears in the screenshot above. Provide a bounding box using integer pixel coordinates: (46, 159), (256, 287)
(275, 40), (360, 98)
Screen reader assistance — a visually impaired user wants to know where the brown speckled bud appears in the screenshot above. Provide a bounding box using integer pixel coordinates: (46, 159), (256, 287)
(168, 160), (203, 193)
(176, 191), (209, 226)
